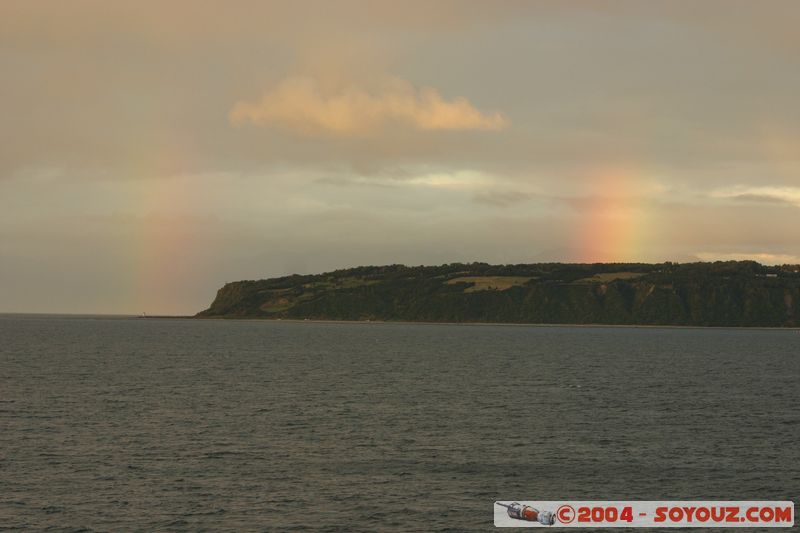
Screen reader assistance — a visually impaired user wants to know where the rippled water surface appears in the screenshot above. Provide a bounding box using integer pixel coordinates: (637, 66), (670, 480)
(1, 315), (798, 531)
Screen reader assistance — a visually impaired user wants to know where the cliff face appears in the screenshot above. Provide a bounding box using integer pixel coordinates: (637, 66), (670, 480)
(196, 262), (800, 327)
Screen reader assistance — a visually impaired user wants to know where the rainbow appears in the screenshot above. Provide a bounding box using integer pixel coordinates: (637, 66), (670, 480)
(570, 165), (651, 263)
(131, 142), (204, 315)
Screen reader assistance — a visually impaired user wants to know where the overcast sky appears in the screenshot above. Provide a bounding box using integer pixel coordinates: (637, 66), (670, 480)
(2, 1), (799, 314)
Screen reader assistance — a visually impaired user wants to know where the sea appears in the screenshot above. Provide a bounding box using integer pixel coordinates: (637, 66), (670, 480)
(1, 314), (798, 532)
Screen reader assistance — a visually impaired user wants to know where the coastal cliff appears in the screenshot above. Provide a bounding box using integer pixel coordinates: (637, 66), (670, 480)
(197, 261), (800, 327)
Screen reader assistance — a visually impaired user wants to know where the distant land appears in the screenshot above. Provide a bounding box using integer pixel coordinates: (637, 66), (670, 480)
(196, 261), (800, 327)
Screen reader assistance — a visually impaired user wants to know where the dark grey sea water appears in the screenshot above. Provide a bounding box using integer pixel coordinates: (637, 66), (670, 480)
(1, 315), (798, 532)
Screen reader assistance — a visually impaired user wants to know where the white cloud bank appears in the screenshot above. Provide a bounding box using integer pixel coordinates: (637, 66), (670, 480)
(711, 185), (800, 207)
(695, 252), (800, 265)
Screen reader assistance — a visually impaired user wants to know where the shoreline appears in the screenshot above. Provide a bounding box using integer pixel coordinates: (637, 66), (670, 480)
(187, 316), (800, 331)
(4, 313), (797, 330)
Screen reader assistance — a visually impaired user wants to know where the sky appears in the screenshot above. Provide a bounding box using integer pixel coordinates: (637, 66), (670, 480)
(1, 1), (799, 315)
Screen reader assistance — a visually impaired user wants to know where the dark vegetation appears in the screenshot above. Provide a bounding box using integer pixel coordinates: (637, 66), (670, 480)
(197, 261), (800, 327)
